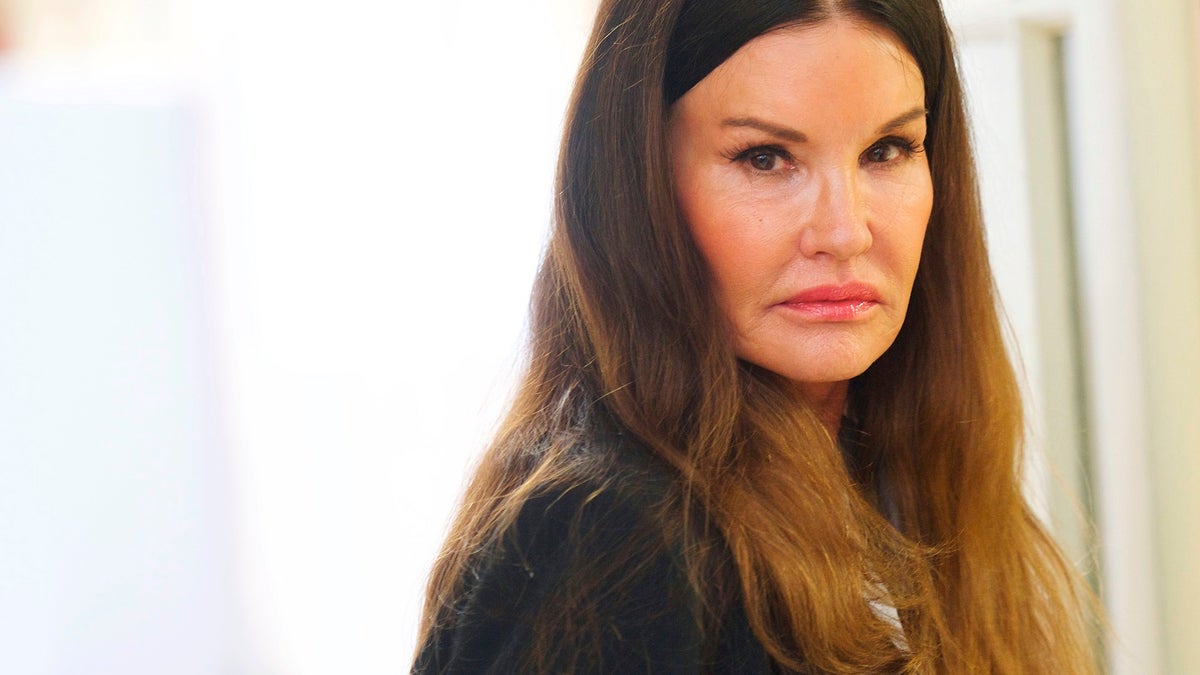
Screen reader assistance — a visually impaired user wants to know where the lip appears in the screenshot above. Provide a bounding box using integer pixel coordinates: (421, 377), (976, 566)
(779, 283), (881, 321)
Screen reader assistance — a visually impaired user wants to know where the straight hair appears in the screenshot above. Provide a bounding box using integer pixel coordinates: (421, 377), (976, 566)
(419, 0), (1099, 672)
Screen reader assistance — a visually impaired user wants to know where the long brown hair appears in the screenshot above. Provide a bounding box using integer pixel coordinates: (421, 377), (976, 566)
(418, 0), (1098, 672)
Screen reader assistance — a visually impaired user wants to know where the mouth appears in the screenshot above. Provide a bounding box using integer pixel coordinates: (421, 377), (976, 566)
(779, 283), (880, 321)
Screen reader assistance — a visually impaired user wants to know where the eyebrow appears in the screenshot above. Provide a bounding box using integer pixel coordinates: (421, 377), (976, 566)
(877, 106), (928, 134)
(720, 106), (928, 142)
(721, 117), (807, 142)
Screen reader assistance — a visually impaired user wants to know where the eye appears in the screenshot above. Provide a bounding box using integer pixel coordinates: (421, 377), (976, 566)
(748, 151), (780, 171)
(865, 143), (901, 164)
(730, 145), (793, 173)
(862, 137), (922, 165)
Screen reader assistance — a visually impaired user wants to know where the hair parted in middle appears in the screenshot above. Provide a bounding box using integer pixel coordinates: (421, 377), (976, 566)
(419, 0), (1098, 672)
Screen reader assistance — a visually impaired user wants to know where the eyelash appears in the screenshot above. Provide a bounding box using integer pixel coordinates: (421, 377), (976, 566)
(726, 143), (794, 171)
(726, 136), (925, 172)
(863, 136), (925, 164)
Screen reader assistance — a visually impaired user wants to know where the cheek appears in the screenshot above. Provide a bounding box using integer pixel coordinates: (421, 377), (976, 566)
(680, 193), (783, 302)
(907, 183), (934, 272)
(874, 173), (933, 274)
(677, 168), (799, 276)
(677, 177), (740, 273)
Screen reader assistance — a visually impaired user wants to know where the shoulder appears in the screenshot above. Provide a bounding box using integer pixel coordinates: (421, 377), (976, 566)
(414, 438), (707, 674)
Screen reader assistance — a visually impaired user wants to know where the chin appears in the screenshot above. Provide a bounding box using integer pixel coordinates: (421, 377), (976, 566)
(748, 359), (871, 388)
(742, 340), (889, 386)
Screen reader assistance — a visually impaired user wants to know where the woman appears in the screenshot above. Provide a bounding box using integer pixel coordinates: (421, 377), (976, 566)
(414, 0), (1098, 672)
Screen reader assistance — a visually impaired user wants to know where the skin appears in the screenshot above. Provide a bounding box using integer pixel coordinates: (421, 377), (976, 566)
(669, 19), (933, 429)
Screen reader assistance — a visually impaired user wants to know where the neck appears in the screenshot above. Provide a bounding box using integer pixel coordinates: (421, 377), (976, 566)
(800, 380), (849, 434)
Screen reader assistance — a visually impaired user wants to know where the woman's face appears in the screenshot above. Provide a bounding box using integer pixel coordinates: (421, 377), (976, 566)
(669, 20), (932, 401)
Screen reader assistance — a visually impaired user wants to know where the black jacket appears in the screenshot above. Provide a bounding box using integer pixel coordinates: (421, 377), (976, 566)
(412, 444), (776, 674)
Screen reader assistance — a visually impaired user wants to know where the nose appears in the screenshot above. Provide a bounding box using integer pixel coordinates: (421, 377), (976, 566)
(799, 168), (872, 260)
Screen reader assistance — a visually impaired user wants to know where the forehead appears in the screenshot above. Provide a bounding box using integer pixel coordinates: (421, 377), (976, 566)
(682, 20), (925, 121)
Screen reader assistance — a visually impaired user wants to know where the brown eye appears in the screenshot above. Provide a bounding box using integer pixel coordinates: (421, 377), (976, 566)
(731, 145), (793, 173)
(864, 142), (901, 164)
(749, 152), (779, 171)
(863, 137), (922, 165)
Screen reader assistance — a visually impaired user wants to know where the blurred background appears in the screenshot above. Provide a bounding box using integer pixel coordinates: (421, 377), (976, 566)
(0, 0), (1195, 673)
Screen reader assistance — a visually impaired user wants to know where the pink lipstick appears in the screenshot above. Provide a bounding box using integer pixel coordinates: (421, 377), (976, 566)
(781, 283), (880, 321)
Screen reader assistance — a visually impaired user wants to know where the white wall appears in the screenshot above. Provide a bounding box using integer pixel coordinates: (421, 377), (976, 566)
(0, 1), (597, 672)
(198, 1), (599, 671)
(0, 91), (234, 674)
